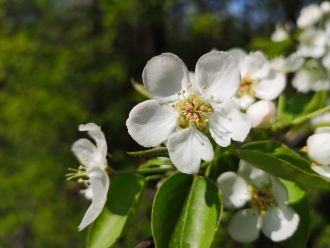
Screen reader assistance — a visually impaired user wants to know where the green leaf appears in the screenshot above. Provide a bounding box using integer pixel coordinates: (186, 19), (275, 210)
(130, 78), (152, 99)
(87, 174), (146, 248)
(127, 147), (169, 158)
(139, 158), (173, 168)
(278, 91), (328, 127)
(250, 38), (294, 57)
(281, 180), (309, 248)
(152, 173), (222, 248)
(236, 141), (330, 190)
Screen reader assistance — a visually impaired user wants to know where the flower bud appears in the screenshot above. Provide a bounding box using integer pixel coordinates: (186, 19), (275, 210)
(246, 100), (277, 129)
(307, 127), (330, 165)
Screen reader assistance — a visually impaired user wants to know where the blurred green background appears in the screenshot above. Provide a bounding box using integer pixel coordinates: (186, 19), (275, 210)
(1, 0), (329, 247)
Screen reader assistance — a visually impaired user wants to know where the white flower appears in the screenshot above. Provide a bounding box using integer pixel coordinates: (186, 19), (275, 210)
(271, 26), (288, 42)
(246, 100), (277, 129)
(321, 1), (330, 13)
(228, 48), (286, 109)
(311, 112), (330, 126)
(297, 4), (322, 29)
(69, 123), (109, 231)
(217, 160), (299, 243)
(270, 53), (304, 74)
(307, 127), (330, 178)
(297, 28), (327, 58)
(292, 67), (330, 93)
(322, 51), (330, 69)
(126, 52), (251, 174)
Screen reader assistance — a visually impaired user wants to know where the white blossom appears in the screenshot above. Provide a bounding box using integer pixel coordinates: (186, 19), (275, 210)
(307, 127), (330, 178)
(69, 123), (109, 231)
(297, 4), (322, 29)
(217, 161), (299, 243)
(246, 100), (277, 129)
(311, 112), (330, 126)
(126, 52), (251, 174)
(321, 1), (330, 13)
(297, 28), (327, 58)
(271, 26), (288, 42)
(292, 67), (330, 93)
(228, 48), (286, 109)
(270, 53), (304, 74)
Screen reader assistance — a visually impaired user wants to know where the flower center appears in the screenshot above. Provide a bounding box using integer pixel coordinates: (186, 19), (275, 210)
(175, 93), (213, 132)
(248, 184), (276, 215)
(237, 75), (260, 98)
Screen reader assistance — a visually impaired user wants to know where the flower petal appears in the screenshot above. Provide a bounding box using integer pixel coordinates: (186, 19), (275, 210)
(79, 123), (107, 162)
(254, 70), (286, 100)
(297, 4), (322, 29)
(246, 100), (277, 129)
(167, 126), (214, 174)
(143, 53), (190, 104)
(234, 94), (256, 110)
(72, 138), (103, 167)
(237, 160), (270, 188)
(262, 205), (300, 242)
(209, 99), (251, 147)
(241, 51), (269, 80)
(312, 164), (330, 179)
(270, 177), (288, 204)
(227, 48), (247, 72)
(307, 132), (330, 165)
(126, 100), (178, 147)
(195, 51), (240, 102)
(216, 171), (251, 209)
(78, 167), (110, 231)
(228, 208), (262, 243)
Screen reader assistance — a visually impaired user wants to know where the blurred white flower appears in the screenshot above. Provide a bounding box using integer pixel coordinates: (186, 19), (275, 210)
(271, 26), (288, 42)
(297, 28), (327, 58)
(127, 52), (251, 174)
(307, 127), (330, 178)
(228, 48), (286, 109)
(292, 68), (330, 93)
(246, 100), (277, 129)
(217, 161), (299, 243)
(311, 112), (330, 126)
(69, 123), (109, 231)
(270, 53), (304, 74)
(321, 1), (330, 13)
(297, 4), (322, 29)
(322, 52), (330, 69)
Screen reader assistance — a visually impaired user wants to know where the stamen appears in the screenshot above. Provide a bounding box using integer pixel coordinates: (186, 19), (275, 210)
(210, 95), (213, 99)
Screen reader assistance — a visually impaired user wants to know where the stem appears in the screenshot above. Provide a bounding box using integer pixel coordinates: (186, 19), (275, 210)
(291, 105), (330, 125)
(112, 167), (172, 176)
(146, 175), (165, 181)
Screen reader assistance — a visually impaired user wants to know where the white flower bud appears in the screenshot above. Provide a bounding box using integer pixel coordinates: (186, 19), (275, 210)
(297, 4), (322, 29)
(321, 1), (330, 13)
(246, 100), (277, 129)
(307, 127), (330, 165)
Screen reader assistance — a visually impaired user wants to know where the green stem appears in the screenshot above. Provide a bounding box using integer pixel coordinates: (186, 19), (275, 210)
(146, 175), (166, 181)
(112, 167), (172, 176)
(291, 105), (330, 125)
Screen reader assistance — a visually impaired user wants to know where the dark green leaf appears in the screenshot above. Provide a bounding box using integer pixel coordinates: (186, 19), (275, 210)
(87, 174), (146, 248)
(127, 147), (169, 158)
(236, 141), (330, 190)
(152, 173), (222, 248)
(281, 180), (309, 248)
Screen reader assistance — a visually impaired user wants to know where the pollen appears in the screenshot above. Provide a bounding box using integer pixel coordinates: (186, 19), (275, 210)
(237, 74), (260, 98)
(175, 93), (213, 132)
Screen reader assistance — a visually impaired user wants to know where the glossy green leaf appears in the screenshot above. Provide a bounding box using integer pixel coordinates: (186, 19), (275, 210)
(127, 147), (169, 158)
(87, 174), (146, 248)
(236, 141), (330, 190)
(278, 91), (328, 127)
(152, 173), (222, 248)
(281, 180), (309, 248)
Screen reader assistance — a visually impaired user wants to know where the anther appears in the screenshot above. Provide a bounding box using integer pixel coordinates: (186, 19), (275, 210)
(202, 85), (206, 89)
(210, 95), (214, 99)
(188, 83), (192, 87)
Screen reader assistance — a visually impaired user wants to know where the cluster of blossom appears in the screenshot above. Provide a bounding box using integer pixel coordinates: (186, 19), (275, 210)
(66, 2), (330, 245)
(271, 1), (330, 93)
